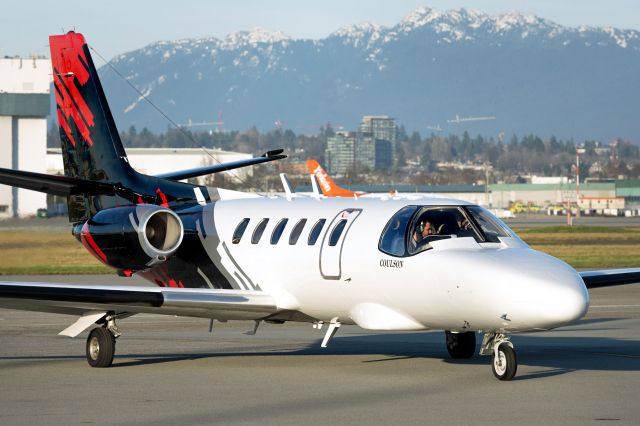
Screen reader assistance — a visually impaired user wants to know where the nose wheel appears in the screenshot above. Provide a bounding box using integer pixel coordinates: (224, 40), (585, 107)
(481, 333), (517, 381)
(491, 343), (517, 380)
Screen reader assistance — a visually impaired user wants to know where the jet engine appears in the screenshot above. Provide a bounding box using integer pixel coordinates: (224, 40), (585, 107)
(73, 204), (184, 272)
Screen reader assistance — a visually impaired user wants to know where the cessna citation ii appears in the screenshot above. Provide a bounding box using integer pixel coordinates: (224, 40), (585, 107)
(1, 32), (639, 381)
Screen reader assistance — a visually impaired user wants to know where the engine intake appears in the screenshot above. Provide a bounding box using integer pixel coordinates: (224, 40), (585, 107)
(74, 204), (184, 271)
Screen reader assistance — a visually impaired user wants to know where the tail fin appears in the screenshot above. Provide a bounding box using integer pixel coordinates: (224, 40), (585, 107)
(307, 159), (362, 197)
(49, 32), (212, 221)
(50, 32), (141, 220)
(50, 32), (130, 181)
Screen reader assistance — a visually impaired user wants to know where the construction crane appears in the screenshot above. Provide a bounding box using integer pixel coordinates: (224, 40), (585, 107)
(180, 111), (224, 132)
(447, 114), (496, 124)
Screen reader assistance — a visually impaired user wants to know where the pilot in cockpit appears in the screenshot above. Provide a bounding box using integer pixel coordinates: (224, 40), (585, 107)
(412, 219), (435, 245)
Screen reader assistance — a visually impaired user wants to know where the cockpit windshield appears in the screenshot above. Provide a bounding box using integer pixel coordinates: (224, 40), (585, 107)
(465, 205), (513, 242)
(379, 204), (516, 257)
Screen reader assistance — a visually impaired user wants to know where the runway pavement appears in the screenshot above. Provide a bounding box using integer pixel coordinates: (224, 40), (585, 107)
(0, 276), (639, 425)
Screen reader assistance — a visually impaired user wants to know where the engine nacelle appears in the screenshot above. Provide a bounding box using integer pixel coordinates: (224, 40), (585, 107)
(74, 204), (184, 272)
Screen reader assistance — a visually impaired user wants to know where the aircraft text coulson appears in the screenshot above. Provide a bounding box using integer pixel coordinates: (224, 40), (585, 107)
(379, 259), (404, 268)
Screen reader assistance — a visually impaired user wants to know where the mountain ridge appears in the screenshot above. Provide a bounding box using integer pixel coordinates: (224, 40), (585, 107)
(96, 6), (640, 141)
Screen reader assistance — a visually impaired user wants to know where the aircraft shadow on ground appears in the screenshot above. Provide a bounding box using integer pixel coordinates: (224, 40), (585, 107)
(1, 317), (638, 380)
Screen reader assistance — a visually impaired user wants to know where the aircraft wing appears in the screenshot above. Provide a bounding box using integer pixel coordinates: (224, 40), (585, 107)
(579, 268), (640, 288)
(0, 282), (278, 332)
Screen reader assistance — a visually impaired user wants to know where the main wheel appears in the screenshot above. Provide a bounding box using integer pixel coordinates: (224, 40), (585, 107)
(492, 343), (517, 381)
(86, 327), (116, 368)
(445, 331), (476, 359)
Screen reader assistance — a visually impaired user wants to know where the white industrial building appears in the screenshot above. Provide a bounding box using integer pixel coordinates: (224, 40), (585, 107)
(0, 57), (50, 219)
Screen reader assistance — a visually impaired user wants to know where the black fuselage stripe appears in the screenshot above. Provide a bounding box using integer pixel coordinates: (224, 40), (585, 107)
(0, 286), (163, 307)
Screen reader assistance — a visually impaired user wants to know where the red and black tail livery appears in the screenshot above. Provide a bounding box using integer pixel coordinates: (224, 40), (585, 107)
(49, 32), (205, 221)
(50, 32), (130, 182)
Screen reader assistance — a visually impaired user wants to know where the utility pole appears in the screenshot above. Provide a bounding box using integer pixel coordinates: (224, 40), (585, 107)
(576, 147), (586, 218)
(484, 162), (490, 207)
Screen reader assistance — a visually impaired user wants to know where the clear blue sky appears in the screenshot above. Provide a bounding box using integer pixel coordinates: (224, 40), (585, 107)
(1, 1), (638, 61)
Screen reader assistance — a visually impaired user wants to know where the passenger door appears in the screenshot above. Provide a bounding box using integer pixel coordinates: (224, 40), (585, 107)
(319, 209), (362, 279)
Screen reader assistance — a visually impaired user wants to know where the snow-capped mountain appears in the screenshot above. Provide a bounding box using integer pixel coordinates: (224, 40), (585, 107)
(97, 6), (640, 140)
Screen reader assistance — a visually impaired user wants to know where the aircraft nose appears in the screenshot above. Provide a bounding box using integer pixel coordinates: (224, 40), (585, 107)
(512, 251), (590, 329)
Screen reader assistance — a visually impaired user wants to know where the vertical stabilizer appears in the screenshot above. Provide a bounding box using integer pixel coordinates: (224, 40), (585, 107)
(307, 159), (362, 197)
(49, 32), (205, 221)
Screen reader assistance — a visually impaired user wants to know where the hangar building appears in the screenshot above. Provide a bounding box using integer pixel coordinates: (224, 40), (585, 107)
(0, 57), (50, 219)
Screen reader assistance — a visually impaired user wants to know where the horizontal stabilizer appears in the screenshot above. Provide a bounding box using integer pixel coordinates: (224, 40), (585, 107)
(0, 168), (116, 197)
(157, 149), (286, 181)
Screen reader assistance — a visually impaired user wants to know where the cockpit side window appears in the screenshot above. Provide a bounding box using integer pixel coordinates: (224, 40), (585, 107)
(378, 206), (418, 257)
(408, 207), (482, 255)
(465, 205), (512, 242)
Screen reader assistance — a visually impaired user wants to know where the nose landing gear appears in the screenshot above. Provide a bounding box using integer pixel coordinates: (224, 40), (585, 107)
(481, 333), (517, 381)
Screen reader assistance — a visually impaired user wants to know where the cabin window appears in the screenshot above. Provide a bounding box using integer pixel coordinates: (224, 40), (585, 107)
(308, 219), (326, 245)
(465, 206), (511, 242)
(251, 218), (269, 244)
(271, 219), (288, 245)
(378, 206), (419, 257)
(329, 219), (348, 246)
(232, 218), (250, 244)
(289, 219), (307, 245)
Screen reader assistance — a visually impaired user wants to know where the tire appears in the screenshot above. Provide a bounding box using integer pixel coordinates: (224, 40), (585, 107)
(492, 343), (517, 381)
(86, 327), (116, 368)
(445, 331), (476, 359)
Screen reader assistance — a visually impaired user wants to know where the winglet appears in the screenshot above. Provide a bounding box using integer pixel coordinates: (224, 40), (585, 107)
(279, 173), (294, 201)
(310, 174), (321, 199)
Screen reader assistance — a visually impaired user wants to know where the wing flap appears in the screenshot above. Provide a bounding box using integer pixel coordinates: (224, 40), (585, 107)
(0, 282), (278, 320)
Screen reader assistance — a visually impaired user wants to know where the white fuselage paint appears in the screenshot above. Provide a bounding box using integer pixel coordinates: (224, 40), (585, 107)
(206, 196), (589, 334)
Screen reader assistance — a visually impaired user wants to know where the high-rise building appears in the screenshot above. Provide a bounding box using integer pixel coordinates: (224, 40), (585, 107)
(0, 57), (50, 218)
(355, 133), (375, 172)
(325, 131), (356, 175)
(358, 115), (397, 170)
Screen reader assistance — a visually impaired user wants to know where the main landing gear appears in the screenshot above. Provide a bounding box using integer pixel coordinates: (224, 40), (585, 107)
(445, 331), (518, 381)
(86, 315), (120, 368)
(445, 331), (476, 359)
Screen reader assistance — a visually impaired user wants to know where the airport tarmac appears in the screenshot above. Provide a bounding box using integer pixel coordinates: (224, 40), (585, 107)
(0, 276), (639, 425)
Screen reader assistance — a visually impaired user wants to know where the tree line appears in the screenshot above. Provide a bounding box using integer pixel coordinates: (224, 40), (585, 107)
(47, 123), (640, 183)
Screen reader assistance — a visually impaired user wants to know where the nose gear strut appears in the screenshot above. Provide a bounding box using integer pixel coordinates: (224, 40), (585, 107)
(480, 332), (517, 381)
